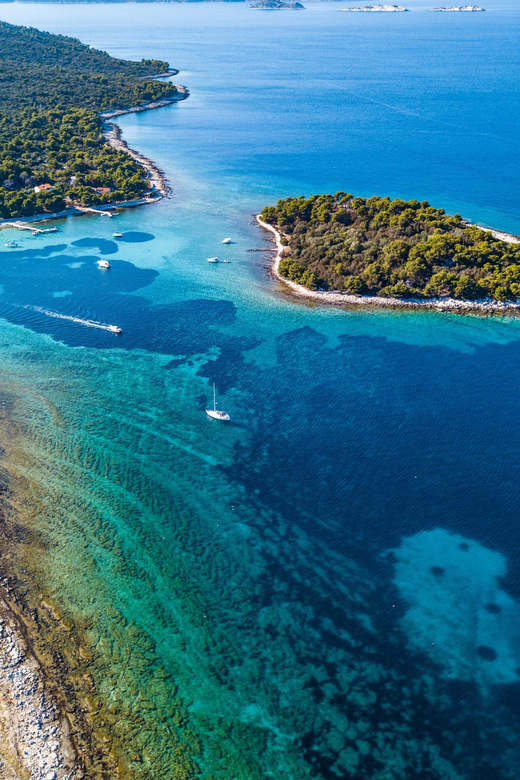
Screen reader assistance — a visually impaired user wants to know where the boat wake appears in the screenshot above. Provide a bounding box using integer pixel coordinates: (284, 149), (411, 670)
(24, 306), (122, 333)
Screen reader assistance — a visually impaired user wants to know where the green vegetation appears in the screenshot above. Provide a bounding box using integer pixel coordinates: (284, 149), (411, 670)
(261, 193), (520, 301)
(0, 21), (177, 218)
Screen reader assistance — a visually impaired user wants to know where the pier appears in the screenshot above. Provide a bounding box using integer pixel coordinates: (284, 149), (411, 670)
(76, 206), (115, 218)
(4, 222), (58, 234)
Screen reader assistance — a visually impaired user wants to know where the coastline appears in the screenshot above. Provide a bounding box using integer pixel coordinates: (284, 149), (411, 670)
(0, 595), (80, 780)
(100, 85), (189, 197)
(0, 85), (189, 231)
(256, 215), (520, 314)
(0, 82), (191, 776)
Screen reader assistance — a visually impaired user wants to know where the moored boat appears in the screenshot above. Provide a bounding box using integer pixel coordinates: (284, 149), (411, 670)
(97, 260), (111, 269)
(207, 257), (219, 263)
(206, 383), (230, 421)
(222, 238), (232, 244)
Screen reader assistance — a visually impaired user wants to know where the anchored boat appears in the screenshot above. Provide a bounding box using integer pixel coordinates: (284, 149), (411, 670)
(207, 257), (219, 263)
(206, 383), (230, 421)
(97, 260), (111, 269)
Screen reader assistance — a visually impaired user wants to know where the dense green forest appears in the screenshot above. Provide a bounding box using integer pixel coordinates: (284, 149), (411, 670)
(0, 21), (178, 218)
(261, 193), (520, 301)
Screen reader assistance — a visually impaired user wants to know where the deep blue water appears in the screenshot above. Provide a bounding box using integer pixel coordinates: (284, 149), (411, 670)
(1, 3), (520, 778)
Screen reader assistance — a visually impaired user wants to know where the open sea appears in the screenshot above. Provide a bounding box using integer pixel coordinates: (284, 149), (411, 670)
(0, 1), (520, 777)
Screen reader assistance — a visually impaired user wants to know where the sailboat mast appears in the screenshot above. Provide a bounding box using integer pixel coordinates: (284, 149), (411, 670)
(213, 383), (216, 411)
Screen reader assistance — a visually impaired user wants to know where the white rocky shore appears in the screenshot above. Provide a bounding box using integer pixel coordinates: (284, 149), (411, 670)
(432, 5), (485, 10)
(0, 606), (79, 780)
(256, 216), (520, 314)
(101, 85), (189, 198)
(339, 4), (408, 10)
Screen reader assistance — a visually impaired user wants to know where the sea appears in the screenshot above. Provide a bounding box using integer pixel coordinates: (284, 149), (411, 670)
(0, 1), (520, 777)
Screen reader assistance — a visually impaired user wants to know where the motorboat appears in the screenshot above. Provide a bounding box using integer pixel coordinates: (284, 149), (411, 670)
(5, 242), (18, 248)
(207, 257), (219, 263)
(222, 238), (232, 244)
(113, 232), (123, 238)
(206, 383), (230, 421)
(107, 325), (122, 334)
(97, 260), (111, 269)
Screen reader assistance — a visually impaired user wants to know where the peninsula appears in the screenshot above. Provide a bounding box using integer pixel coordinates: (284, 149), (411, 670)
(259, 193), (520, 312)
(0, 21), (187, 222)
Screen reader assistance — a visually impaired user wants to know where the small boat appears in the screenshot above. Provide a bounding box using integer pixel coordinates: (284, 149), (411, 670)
(107, 325), (122, 334)
(5, 242), (18, 248)
(207, 257), (219, 263)
(222, 238), (232, 244)
(206, 383), (230, 421)
(221, 259), (230, 263)
(97, 260), (111, 269)
(113, 232), (123, 238)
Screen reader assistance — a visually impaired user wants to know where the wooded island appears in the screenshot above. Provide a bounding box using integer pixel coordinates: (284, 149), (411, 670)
(0, 21), (178, 219)
(261, 193), (520, 302)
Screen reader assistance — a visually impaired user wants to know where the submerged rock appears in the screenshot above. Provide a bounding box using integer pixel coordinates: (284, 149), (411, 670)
(390, 528), (520, 691)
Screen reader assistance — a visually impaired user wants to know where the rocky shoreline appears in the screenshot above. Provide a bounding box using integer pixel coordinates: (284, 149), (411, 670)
(0, 85), (189, 231)
(101, 85), (190, 196)
(0, 595), (80, 780)
(256, 215), (520, 315)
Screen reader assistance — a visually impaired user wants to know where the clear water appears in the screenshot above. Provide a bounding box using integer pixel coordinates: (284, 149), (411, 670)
(0, 2), (520, 778)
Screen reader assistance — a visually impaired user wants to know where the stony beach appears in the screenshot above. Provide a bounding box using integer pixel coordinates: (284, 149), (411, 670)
(0, 601), (79, 780)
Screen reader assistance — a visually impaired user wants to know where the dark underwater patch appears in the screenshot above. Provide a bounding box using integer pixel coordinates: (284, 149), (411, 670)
(477, 646), (498, 662)
(0, 243), (68, 259)
(71, 238), (119, 255)
(116, 231), (155, 243)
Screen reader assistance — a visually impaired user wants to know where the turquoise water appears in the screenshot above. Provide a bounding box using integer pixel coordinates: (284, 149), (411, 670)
(1, 2), (520, 777)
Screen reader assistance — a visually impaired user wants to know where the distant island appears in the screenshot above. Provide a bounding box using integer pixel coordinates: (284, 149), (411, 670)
(249, 0), (304, 8)
(258, 193), (520, 312)
(432, 5), (484, 9)
(0, 21), (186, 221)
(339, 4), (408, 10)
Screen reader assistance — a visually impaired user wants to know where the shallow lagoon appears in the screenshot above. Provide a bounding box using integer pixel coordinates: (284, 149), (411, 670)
(0, 2), (520, 777)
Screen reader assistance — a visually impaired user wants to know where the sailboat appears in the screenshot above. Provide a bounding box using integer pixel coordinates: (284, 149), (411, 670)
(206, 383), (230, 421)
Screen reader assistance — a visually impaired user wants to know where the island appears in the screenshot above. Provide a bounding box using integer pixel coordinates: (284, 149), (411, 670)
(0, 21), (187, 221)
(432, 5), (485, 9)
(258, 192), (520, 311)
(339, 4), (408, 10)
(249, 0), (305, 8)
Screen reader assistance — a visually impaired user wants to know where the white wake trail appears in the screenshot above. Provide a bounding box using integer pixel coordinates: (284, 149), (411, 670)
(26, 306), (121, 333)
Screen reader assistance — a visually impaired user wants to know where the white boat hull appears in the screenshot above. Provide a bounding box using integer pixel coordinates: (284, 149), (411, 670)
(206, 409), (230, 421)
